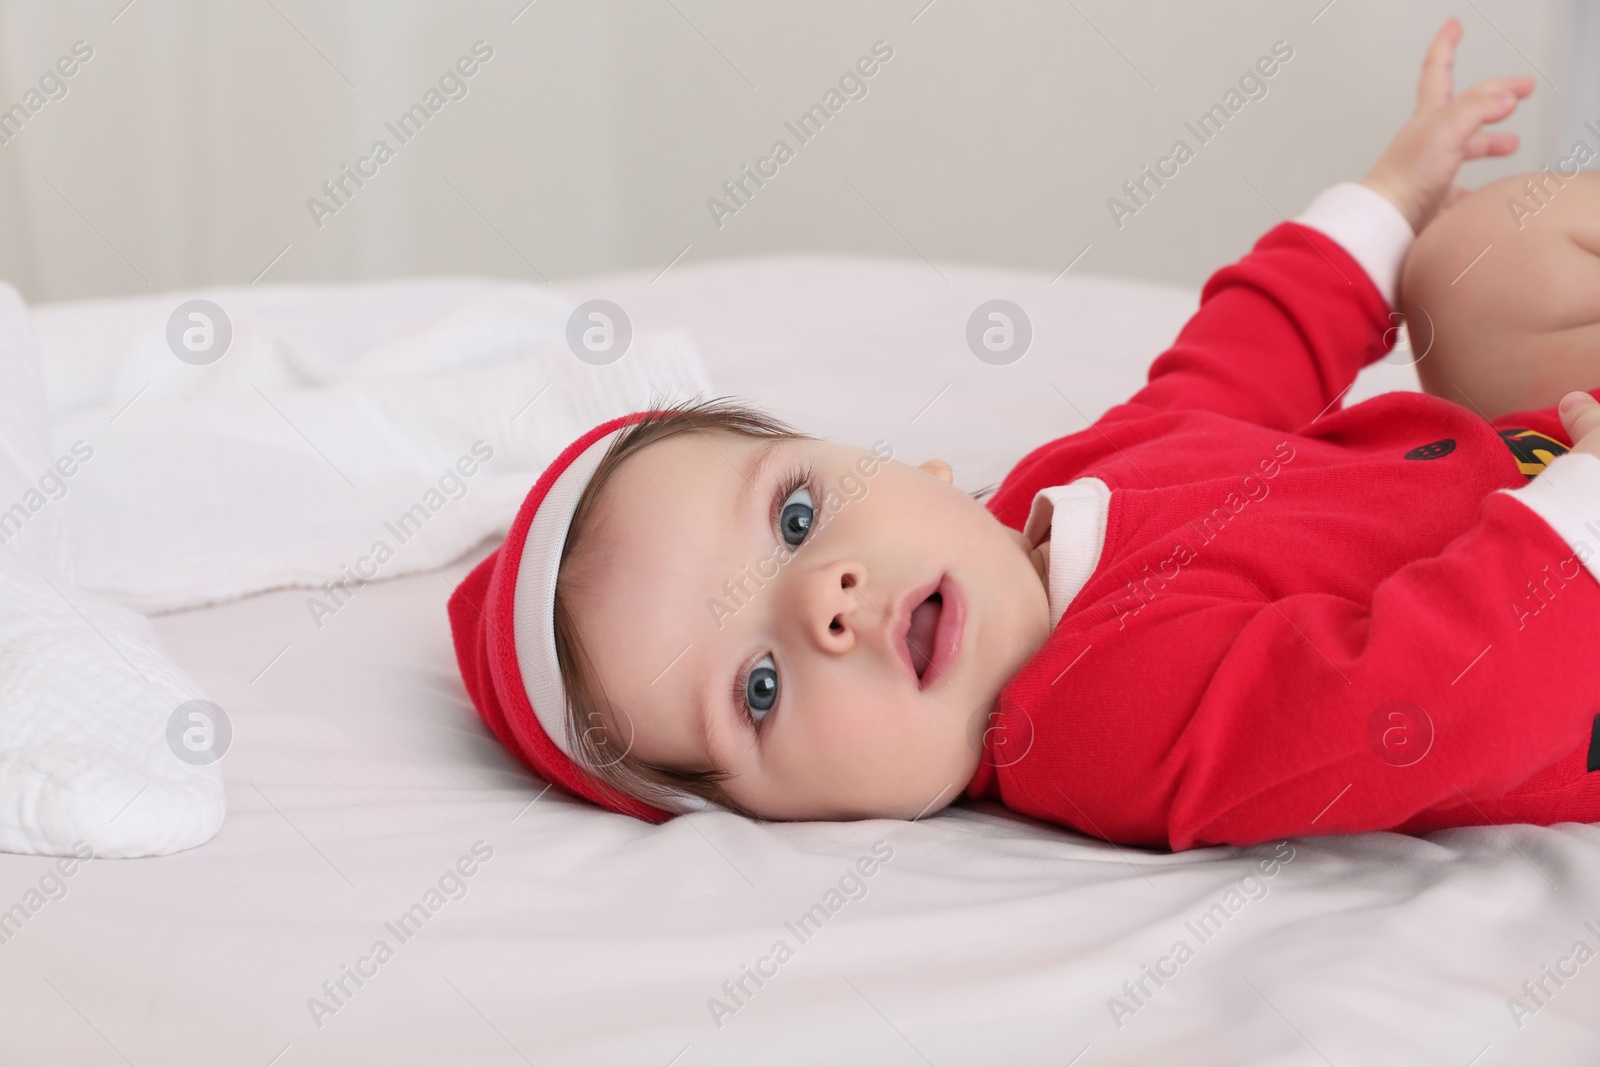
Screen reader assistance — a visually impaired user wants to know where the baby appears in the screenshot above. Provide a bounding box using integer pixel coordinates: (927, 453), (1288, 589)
(451, 19), (1600, 849)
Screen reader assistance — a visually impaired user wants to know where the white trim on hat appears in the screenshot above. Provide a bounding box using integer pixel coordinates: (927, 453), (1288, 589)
(512, 428), (713, 815)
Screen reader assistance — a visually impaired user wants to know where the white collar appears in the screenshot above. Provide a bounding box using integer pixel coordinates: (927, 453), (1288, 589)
(1021, 478), (1112, 627)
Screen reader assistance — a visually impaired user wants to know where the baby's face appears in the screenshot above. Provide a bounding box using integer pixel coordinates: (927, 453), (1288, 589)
(568, 431), (1051, 820)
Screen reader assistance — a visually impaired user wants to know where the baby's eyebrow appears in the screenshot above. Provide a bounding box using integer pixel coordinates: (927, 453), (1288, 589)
(694, 685), (718, 775)
(694, 655), (743, 778)
(738, 439), (785, 518)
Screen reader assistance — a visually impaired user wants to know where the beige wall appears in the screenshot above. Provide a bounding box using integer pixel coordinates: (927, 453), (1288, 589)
(0, 0), (1575, 304)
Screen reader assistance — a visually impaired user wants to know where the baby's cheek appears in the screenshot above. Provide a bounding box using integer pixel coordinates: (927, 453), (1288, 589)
(805, 695), (877, 760)
(801, 687), (903, 766)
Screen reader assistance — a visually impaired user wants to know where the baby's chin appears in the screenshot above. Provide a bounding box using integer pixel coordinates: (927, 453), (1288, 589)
(997, 521), (1027, 548)
(737, 738), (989, 823)
(745, 789), (961, 823)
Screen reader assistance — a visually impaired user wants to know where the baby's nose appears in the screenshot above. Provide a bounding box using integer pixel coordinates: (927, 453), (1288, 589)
(801, 561), (867, 650)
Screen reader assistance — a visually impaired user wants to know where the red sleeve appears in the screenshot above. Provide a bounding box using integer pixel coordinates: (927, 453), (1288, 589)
(1112, 221), (1393, 432)
(1163, 492), (1600, 849)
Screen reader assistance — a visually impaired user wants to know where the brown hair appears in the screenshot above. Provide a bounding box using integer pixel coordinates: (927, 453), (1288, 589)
(552, 396), (807, 816)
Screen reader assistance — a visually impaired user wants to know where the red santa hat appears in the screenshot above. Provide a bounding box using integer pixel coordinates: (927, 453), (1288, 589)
(447, 411), (714, 822)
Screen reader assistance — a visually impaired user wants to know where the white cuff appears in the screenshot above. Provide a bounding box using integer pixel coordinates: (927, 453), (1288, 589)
(1292, 182), (1415, 307)
(1498, 450), (1600, 585)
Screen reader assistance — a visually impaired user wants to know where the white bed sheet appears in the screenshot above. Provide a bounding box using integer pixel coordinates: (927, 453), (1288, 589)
(3, 257), (1597, 1065)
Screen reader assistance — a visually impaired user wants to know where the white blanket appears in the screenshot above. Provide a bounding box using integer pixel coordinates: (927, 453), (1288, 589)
(46, 281), (710, 613)
(0, 284), (221, 858)
(2, 278), (709, 857)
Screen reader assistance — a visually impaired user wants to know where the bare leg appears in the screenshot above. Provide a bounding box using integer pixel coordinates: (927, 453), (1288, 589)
(1399, 169), (1600, 420)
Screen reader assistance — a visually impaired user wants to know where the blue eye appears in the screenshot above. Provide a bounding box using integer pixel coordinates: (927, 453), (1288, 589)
(778, 485), (813, 548)
(744, 653), (778, 723)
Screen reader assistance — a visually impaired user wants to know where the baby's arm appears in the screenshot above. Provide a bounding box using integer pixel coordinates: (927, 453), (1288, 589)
(1114, 20), (1530, 433)
(1356, 18), (1530, 235)
(1114, 195), (1400, 432)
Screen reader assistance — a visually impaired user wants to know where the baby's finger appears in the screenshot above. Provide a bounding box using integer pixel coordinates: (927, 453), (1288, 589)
(1558, 391), (1600, 446)
(1416, 18), (1462, 110)
(1446, 78), (1531, 138)
(1460, 75), (1535, 109)
(1461, 130), (1520, 159)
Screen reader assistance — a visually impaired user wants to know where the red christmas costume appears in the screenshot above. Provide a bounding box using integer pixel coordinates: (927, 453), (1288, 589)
(965, 192), (1600, 850)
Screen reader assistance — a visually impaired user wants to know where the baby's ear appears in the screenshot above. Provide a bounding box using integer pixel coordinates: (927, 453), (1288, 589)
(918, 458), (953, 484)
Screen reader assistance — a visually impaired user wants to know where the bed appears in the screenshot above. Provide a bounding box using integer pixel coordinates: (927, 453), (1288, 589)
(2, 256), (1597, 1066)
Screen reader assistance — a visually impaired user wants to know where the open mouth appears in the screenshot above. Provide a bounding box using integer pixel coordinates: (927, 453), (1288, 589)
(894, 574), (963, 691)
(905, 591), (943, 682)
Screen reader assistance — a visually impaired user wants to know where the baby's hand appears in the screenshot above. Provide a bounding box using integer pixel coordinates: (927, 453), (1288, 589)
(1559, 392), (1600, 463)
(1359, 17), (1533, 233)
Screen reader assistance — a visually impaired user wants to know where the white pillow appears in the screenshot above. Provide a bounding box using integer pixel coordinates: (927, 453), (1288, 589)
(0, 283), (223, 858)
